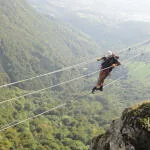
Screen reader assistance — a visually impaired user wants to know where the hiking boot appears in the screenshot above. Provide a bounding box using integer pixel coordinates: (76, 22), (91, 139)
(97, 86), (103, 91)
(92, 87), (97, 94)
(99, 86), (103, 91)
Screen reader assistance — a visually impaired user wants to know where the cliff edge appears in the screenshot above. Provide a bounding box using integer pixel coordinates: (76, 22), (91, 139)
(91, 102), (150, 150)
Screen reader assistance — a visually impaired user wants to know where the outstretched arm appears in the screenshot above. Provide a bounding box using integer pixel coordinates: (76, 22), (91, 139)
(97, 57), (106, 61)
(97, 58), (102, 61)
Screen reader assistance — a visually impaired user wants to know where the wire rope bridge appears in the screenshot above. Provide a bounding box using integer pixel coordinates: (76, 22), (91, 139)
(0, 39), (149, 132)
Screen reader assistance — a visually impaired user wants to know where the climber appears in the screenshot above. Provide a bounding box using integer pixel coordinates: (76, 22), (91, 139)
(92, 51), (121, 93)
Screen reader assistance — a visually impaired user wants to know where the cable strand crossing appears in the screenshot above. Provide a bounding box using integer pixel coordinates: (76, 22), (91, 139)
(0, 39), (149, 89)
(0, 53), (144, 105)
(0, 59), (147, 132)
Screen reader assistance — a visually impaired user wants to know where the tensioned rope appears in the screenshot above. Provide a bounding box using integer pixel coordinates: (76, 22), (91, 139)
(0, 53), (143, 105)
(87, 54), (146, 93)
(0, 104), (66, 132)
(0, 71), (99, 105)
(0, 60), (146, 132)
(0, 39), (149, 89)
(104, 64), (146, 88)
(0, 58), (96, 88)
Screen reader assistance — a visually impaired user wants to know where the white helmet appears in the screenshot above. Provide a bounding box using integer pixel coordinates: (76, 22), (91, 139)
(106, 51), (113, 57)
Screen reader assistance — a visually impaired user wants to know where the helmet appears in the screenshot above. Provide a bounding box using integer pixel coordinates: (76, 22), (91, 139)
(106, 51), (113, 57)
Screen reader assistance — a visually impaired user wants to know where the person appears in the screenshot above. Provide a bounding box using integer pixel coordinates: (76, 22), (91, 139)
(92, 51), (121, 93)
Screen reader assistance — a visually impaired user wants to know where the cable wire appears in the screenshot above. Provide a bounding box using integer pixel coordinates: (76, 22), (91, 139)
(0, 104), (66, 132)
(0, 71), (99, 105)
(0, 39), (149, 89)
(0, 59), (146, 132)
(104, 64), (146, 88)
(0, 53), (143, 105)
(0, 58), (96, 88)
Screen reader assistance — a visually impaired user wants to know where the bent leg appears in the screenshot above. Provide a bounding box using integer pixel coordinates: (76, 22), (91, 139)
(92, 71), (103, 93)
(97, 71), (108, 87)
(92, 70), (109, 93)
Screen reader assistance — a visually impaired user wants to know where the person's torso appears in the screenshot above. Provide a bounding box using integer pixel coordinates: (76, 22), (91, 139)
(101, 56), (118, 68)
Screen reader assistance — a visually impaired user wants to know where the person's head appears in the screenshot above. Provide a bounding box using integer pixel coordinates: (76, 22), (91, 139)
(106, 51), (113, 57)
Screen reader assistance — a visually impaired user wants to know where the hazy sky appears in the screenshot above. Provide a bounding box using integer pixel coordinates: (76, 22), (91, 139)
(28, 0), (150, 22)
(70, 0), (150, 21)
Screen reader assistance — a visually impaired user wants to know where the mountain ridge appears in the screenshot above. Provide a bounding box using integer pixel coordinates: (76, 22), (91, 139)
(26, 0), (150, 48)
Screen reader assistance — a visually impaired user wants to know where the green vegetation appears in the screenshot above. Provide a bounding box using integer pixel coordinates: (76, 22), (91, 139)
(0, 0), (104, 149)
(0, 0), (149, 149)
(0, 88), (106, 149)
(0, 0), (101, 90)
(122, 101), (150, 131)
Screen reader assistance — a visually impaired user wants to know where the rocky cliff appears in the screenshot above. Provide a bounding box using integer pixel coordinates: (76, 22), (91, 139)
(91, 102), (150, 150)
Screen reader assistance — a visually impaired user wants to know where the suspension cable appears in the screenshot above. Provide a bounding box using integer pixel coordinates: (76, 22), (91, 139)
(0, 104), (66, 132)
(116, 39), (150, 53)
(0, 60), (146, 132)
(0, 71), (99, 105)
(0, 58), (96, 88)
(104, 64), (146, 88)
(0, 53), (143, 105)
(0, 39), (149, 89)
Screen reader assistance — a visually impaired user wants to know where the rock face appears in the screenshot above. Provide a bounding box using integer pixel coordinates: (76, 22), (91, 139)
(91, 102), (150, 150)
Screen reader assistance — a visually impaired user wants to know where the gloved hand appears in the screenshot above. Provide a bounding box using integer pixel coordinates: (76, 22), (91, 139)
(112, 64), (116, 67)
(97, 58), (102, 61)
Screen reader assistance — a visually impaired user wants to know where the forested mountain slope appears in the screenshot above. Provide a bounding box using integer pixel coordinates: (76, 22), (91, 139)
(26, 0), (150, 49)
(0, 0), (105, 149)
(0, 0), (149, 150)
(0, 0), (101, 89)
